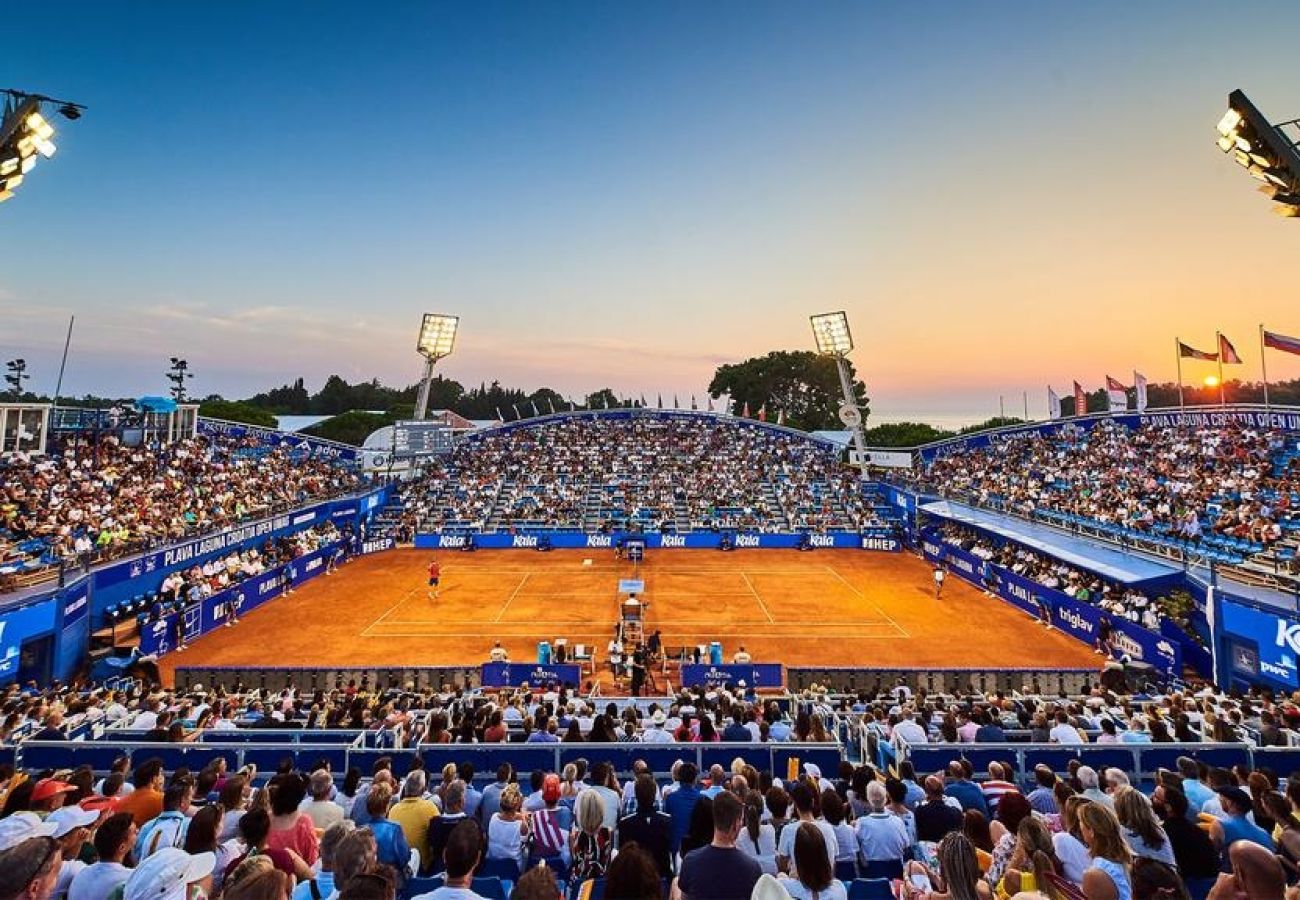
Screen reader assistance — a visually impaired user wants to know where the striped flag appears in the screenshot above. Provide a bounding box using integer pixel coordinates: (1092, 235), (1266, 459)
(1048, 387), (1061, 420)
(1264, 329), (1300, 356)
(1073, 381), (1087, 416)
(742, 401), (751, 418)
(1178, 341), (1218, 361)
(1219, 333), (1243, 364)
(757, 404), (767, 422)
(1134, 371), (1148, 411)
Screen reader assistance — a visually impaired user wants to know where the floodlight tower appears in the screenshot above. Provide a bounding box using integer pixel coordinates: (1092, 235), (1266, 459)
(1215, 89), (1300, 217)
(1, 89), (86, 205)
(413, 313), (459, 420)
(810, 311), (869, 479)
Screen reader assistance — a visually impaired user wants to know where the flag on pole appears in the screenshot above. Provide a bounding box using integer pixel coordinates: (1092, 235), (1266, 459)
(512, 403), (522, 419)
(569, 398), (576, 412)
(495, 406), (504, 423)
(640, 394), (646, 407)
(1048, 387), (1061, 420)
(1264, 329), (1300, 356)
(742, 400), (751, 418)
(656, 393), (662, 409)
(1072, 381), (1087, 417)
(1218, 333), (1243, 364)
(673, 394), (679, 409)
(548, 398), (556, 415)
(1105, 375), (1128, 411)
(1178, 341), (1218, 361)
(707, 396), (714, 412)
(530, 400), (540, 417)
(777, 408), (785, 426)
(757, 404), (767, 422)
(691, 395), (698, 411)
(1134, 371), (1148, 412)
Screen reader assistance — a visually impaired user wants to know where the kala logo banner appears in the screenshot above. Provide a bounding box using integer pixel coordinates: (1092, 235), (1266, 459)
(734, 535), (760, 548)
(585, 535), (612, 548)
(438, 535), (467, 548)
(512, 535), (538, 548)
(660, 535), (686, 548)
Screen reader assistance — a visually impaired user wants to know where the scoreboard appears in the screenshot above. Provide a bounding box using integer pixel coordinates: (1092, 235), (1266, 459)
(391, 420), (455, 458)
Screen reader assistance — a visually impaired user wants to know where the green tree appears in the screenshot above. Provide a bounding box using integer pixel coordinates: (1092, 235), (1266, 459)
(528, 387), (566, 416)
(958, 416), (1026, 434)
(861, 421), (955, 447)
(197, 400), (279, 427)
(708, 350), (868, 431)
(585, 388), (620, 410)
(300, 411), (392, 446)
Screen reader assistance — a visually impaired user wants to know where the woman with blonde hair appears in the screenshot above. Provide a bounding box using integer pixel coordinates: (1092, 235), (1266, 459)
(1112, 787), (1174, 868)
(222, 855), (294, 900)
(1078, 803), (1132, 900)
(487, 783), (531, 872)
(1052, 796), (1093, 886)
(999, 816), (1071, 898)
(569, 788), (612, 882)
(560, 763), (581, 799)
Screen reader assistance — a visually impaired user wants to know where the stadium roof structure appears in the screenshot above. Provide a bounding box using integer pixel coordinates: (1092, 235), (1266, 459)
(809, 429), (855, 447)
(921, 499), (1181, 587)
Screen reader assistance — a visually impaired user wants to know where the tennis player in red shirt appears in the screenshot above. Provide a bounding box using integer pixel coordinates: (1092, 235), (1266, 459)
(427, 558), (441, 600)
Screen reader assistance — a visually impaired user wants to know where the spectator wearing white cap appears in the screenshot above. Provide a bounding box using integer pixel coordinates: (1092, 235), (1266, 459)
(69, 812), (136, 900)
(642, 711), (673, 743)
(0, 812), (58, 853)
(123, 846), (215, 900)
(46, 803), (98, 898)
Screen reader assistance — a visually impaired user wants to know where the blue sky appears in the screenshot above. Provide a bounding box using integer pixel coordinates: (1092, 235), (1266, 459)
(4, 2), (1300, 426)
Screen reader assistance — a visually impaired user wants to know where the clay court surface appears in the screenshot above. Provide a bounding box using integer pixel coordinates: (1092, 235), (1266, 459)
(158, 548), (1099, 684)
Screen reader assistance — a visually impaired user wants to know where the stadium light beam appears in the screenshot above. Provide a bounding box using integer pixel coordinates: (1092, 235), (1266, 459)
(810, 311), (869, 480)
(414, 313), (459, 421)
(1216, 89), (1300, 218)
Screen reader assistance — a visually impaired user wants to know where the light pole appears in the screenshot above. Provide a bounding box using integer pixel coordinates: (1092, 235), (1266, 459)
(413, 314), (459, 420)
(810, 311), (870, 479)
(166, 357), (193, 403)
(4, 358), (28, 397)
(1, 88), (86, 205)
(1215, 89), (1300, 217)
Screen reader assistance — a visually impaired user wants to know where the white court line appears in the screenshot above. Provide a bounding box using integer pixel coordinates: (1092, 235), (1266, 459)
(820, 564), (910, 638)
(360, 584), (424, 637)
(739, 571), (775, 623)
(493, 574), (532, 624)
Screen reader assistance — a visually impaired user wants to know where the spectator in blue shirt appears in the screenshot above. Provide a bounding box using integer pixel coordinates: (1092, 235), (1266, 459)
(527, 718), (560, 743)
(363, 783), (412, 881)
(1026, 765), (1060, 815)
(942, 763), (989, 817)
(458, 763), (482, 820)
(478, 764), (512, 826)
(973, 710), (1006, 743)
(665, 763), (702, 853)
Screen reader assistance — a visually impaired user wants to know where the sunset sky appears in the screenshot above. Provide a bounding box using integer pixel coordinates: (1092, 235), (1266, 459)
(3, 2), (1300, 426)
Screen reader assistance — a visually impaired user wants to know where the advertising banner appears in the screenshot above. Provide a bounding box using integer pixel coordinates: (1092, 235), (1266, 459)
(480, 663), (582, 688)
(0, 599), (58, 682)
(1221, 599), (1300, 688)
(679, 663), (783, 689)
(198, 418), (360, 463)
(414, 530), (886, 551)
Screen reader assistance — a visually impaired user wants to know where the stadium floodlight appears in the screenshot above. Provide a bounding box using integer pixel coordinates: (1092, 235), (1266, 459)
(414, 313), (459, 420)
(0, 89), (85, 206)
(1216, 89), (1300, 218)
(810, 310), (869, 480)
(810, 311), (854, 356)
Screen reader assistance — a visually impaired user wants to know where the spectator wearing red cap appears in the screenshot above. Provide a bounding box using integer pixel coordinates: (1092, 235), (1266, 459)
(30, 778), (75, 818)
(527, 774), (572, 866)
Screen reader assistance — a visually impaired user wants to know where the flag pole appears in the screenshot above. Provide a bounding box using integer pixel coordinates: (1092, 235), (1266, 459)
(1175, 337), (1185, 409)
(1260, 323), (1271, 411)
(1216, 331), (1225, 406)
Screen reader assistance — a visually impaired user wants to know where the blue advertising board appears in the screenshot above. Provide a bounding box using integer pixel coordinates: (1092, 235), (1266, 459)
(415, 530), (890, 551)
(0, 599), (58, 682)
(198, 418), (360, 464)
(480, 663), (582, 689)
(680, 663), (783, 689)
(1220, 598), (1300, 688)
(139, 544), (337, 657)
(923, 537), (1180, 675)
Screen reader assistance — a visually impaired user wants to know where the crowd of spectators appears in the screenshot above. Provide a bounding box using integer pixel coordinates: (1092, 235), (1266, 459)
(936, 524), (1177, 634)
(918, 420), (1300, 553)
(1, 693), (1299, 899)
(0, 434), (362, 588)
(397, 417), (891, 535)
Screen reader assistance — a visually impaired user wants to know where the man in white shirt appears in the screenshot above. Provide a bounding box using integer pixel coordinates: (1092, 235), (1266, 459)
(304, 770), (345, 830)
(69, 812), (136, 900)
(1048, 711), (1086, 744)
(642, 711), (673, 743)
(892, 709), (929, 747)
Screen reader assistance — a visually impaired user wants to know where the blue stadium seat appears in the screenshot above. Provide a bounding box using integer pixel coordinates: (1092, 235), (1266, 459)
(847, 877), (895, 899)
